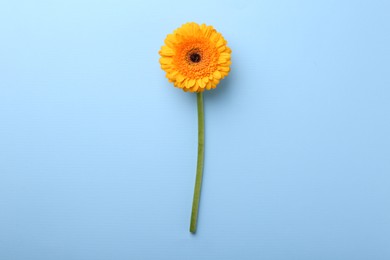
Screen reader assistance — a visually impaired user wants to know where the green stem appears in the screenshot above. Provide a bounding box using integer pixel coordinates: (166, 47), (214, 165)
(190, 92), (205, 234)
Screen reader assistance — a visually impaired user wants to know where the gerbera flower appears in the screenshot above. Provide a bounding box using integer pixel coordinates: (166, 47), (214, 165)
(159, 23), (232, 234)
(159, 22), (232, 92)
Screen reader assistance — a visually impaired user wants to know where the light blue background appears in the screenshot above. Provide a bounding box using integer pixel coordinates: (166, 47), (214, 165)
(1, 0), (389, 259)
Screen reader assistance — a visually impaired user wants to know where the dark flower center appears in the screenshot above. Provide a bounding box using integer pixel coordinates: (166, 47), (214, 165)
(190, 53), (201, 63)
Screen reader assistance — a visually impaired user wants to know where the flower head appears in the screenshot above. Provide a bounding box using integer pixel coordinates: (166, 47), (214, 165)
(159, 22), (232, 92)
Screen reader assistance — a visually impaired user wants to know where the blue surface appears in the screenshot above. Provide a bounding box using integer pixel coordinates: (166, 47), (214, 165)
(1, 0), (390, 259)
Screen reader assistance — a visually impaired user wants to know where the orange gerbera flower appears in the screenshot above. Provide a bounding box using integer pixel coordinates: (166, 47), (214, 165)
(159, 22), (232, 92)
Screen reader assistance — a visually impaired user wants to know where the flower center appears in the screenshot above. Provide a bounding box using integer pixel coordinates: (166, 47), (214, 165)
(190, 53), (201, 63)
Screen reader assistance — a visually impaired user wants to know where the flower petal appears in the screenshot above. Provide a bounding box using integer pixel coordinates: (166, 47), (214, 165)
(202, 76), (209, 83)
(206, 81), (212, 90)
(213, 70), (222, 79)
(216, 37), (225, 48)
(198, 78), (205, 88)
(176, 74), (185, 83)
(191, 85), (199, 92)
(159, 57), (172, 65)
(188, 78), (196, 87)
(218, 66), (230, 72)
(160, 45), (175, 56)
